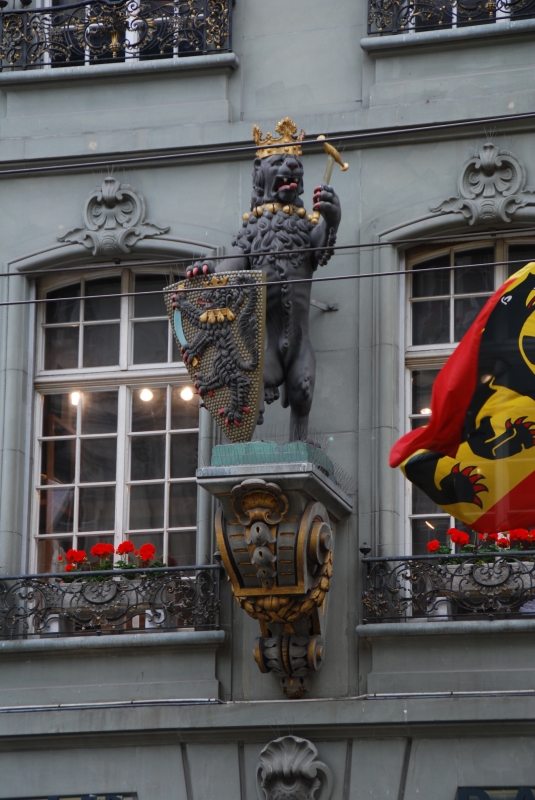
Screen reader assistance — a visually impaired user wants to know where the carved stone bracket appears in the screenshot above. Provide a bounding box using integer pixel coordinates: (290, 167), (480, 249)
(59, 176), (170, 256)
(256, 736), (333, 800)
(197, 453), (352, 698)
(430, 143), (535, 226)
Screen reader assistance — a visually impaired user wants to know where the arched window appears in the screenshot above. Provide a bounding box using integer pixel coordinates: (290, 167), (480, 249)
(33, 267), (199, 572)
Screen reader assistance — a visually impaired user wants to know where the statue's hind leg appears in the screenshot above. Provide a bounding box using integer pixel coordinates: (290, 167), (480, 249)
(286, 340), (316, 442)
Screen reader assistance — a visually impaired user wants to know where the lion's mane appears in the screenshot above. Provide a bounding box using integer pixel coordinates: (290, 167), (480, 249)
(232, 211), (313, 273)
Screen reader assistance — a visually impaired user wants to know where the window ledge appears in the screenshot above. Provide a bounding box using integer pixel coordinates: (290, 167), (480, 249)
(0, 51), (239, 87)
(357, 619), (535, 637)
(360, 17), (535, 56)
(0, 628), (226, 655)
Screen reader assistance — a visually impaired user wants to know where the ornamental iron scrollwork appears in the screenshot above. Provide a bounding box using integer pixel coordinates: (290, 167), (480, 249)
(0, 566), (220, 637)
(0, 0), (230, 70)
(430, 143), (535, 226)
(368, 0), (535, 34)
(362, 552), (535, 620)
(58, 176), (169, 256)
(256, 736), (333, 800)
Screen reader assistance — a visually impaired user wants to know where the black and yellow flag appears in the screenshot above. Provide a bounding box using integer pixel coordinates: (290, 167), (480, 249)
(390, 262), (535, 533)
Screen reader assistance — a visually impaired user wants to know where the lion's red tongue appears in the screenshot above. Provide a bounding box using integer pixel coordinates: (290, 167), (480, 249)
(279, 182), (298, 191)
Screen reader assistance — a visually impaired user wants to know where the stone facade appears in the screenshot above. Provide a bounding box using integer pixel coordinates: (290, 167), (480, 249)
(0, 1), (535, 799)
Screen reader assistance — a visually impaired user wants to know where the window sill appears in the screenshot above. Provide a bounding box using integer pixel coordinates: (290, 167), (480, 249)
(357, 619), (535, 637)
(0, 51), (239, 87)
(360, 16), (535, 56)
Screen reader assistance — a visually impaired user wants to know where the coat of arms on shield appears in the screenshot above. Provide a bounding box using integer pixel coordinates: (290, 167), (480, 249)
(164, 271), (266, 443)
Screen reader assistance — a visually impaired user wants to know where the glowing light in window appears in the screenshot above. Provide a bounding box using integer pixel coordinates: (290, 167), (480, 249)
(70, 391), (81, 406)
(140, 388), (153, 402)
(425, 520), (435, 529)
(180, 386), (194, 401)
(420, 407), (432, 415)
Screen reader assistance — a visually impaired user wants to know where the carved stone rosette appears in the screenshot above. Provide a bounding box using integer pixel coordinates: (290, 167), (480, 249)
(256, 736), (333, 800)
(197, 458), (352, 697)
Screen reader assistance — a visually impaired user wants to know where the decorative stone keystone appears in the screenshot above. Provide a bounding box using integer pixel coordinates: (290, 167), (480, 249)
(197, 442), (352, 698)
(256, 735), (333, 800)
(59, 176), (169, 256)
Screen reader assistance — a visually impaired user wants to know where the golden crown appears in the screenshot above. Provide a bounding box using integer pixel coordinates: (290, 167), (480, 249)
(253, 117), (306, 159)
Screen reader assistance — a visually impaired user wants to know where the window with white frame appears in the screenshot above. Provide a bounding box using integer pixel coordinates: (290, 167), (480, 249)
(34, 268), (199, 573)
(406, 240), (535, 554)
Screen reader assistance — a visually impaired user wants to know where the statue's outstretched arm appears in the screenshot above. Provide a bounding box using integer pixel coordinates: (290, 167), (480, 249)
(310, 183), (341, 267)
(186, 247), (250, 280)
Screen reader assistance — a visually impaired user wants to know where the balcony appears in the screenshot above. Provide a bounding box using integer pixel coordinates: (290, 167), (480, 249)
(367, 0), (535, 35)
(0, 0), (231, 70)
(0, 565), (221, 638)
(361, 550), (535, 622)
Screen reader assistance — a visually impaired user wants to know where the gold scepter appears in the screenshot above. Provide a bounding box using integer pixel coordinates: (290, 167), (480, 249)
(309, 135), (349, 225)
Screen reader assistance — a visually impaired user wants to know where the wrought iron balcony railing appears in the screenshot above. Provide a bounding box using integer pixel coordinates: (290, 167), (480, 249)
(0, 0), (231, 70)
(368, 0), (535, 35)
(0, 565), (221, 638)
(362, 551), (535, 621)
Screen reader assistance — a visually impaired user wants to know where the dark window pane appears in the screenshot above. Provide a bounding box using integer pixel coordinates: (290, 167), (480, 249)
(132, 387), (166, 431)
(79, 535), (115, 563)
(454, 296), (488, 341)
(411, 417), (430, 429)
(131, 435), (165, 480)
(454, 248), (495, 294)
(83, 324), (120, 367)
(80, 438), (117, 483)
(411, 370), (438, 415)
(129, 532), (164, 561)
(171, 387), (199, 429)
(41, 439), (75, 485)
(508, 244), (535, 277)
(412, 484), (441, 515)
(129, 484), (165, 529)
(172, 334), (181, 362)
(84, 277), (121, 321)
(43, 394), (77, 437)
(412, 299), (449, 345)
(412, 255), (450, 298)
(134, 275), (169, 318)
(411, 517), (450, 556)
(38, 488), (74, 535)
(82, 391), (118, 434)
(168, 531), (196, 566)
(78, 486), (116, 532)
(171, 433), (198, 478)
(37, 537), (73, 573)
(45, 284), (80, 324)
(45, 326), (79, 370)
(169, 482), (197, 528)
(133, 320), (168, 364)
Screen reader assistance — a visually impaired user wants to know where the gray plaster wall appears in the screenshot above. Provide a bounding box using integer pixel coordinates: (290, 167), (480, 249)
(0, 0), (534, 793)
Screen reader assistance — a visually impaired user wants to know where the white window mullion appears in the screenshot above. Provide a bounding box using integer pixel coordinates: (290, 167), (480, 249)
(119, 269), (129, 371)
(163, 384), (171, 561)
(72, 391), (81, 547)
(114, 384), (128, 549)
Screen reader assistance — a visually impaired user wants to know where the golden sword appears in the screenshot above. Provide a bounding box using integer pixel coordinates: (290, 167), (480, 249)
(309, 135), (349, 226)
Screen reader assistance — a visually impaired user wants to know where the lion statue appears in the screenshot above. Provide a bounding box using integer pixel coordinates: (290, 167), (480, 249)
(174, 118), (342, 441)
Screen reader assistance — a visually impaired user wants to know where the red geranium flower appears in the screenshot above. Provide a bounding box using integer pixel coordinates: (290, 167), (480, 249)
(427, 539), (440, 552)
(497, 537), (510, 548)
(65, 564), (75, 572)
(90, 542), (115, 558)
(66, 548), (86, 563)
(138, 542), (156, 561)
(57, 555), (63, 562)
(509, 528), (529, 541)
(116, 540), (135, 555)
(448, 528), (470, 546)
(487, 533), (498, 541)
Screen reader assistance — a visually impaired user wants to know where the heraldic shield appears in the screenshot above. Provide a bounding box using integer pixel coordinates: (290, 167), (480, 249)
(165, 271), (266, 443)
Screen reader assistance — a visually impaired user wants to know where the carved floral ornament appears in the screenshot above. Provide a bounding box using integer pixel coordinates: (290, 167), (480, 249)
(430, 142), (535, 226)
(58, 176), (169, 256)
(256, 736), (333, 800)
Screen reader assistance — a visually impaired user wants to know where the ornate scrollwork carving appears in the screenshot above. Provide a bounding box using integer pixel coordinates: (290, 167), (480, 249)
(430, 143), (535, 226)
(215, 479), (334, 697)
(256, 736), (333, 800)
(59, 176), (169, 256)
